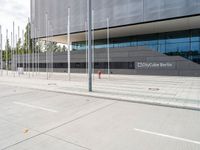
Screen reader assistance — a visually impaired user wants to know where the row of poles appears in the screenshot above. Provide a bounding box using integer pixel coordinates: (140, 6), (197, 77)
(0, 17), (56, 79)
(0, 20), (41, 78)
(0, 23), (25, 77)
(0, 0), (110, 92)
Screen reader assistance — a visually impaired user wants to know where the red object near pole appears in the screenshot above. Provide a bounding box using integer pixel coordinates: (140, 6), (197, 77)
(98, 71), (102, 79)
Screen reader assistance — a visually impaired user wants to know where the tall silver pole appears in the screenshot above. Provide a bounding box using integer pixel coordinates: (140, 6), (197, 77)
(92, 10), (95, 79)
(28, 19), (31, 78)
(15, 34), (18, 76)
(11, 32), (13, 73)
(37, 29), (40, 74)
(45, 13), (48, 80)
(18, 26), (20, 76)
(50, 25), (53, 77)
(6, 29), (8, 76)
(87, 0), (92, 92)
(0, 34), (2, 76)
(67, 7), (71, 80)
(26, 23), (28, 75)
(85, 21), (88, 74)
(0, 25), (2, 76)
(22, 30), (24, 71)
(107, 18), (110, 77)
(33, 27), (36, 76)
(38, 1), (40, 75)
(35, 28), (38, 76)
(31, 24), (34, 77)
(13, 22), (15, 77)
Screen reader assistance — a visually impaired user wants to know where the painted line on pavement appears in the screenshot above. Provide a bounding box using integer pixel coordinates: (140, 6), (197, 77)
(13, 102), (58, 113)
(134, 128), (200, 145)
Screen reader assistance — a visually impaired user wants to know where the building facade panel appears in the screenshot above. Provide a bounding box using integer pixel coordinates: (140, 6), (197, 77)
(32, 0), (200, 38)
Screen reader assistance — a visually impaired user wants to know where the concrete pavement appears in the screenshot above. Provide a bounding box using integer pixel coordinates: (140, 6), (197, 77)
(0, 84), (200, 150)
(0, 71), (199, 110)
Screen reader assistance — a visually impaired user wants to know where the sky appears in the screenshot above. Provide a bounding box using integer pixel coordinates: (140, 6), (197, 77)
(0, 0), (30, 48)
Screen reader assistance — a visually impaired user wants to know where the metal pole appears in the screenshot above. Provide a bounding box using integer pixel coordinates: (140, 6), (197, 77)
(6, 29), (8, 76)
(87, 0), (92, 92)
(0, 25), (2, 76)
(15, 34), (18, 76)
(26, 29), (27, 75)
(45, 13), (48, 80)
(92, 10), (95, 80)
(85, 21), (88, 74)
(28, 19), (31, 78)
(0, 33), (2, 76)
(18, 26), (20, 76)
(11, 32), (12, 73)
(35, 28), (38, 76)
(67, 7), (71, 80)
(50, 25), (53, 77)
(22, 30), (24, 71)
(13, 22), (15, 77)
(107, 18), (110, 78)
(34, 27), (37, 76)
(37, 29), (40, 75)
(31, 24), (34, 77)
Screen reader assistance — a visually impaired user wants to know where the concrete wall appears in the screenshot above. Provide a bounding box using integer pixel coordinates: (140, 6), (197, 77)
(31, 0), (200, 38)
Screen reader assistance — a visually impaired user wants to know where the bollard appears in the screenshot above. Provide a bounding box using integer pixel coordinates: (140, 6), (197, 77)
(98, 71), (102, 79)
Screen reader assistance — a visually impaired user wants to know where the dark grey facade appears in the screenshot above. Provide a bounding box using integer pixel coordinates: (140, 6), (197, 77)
(16, 46), (200, 76)
(30, 0), (200, 76)
(31, 0), (200, 38)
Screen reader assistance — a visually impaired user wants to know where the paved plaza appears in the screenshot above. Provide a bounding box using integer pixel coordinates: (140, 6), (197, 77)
(0, 83), (200, 150)
(0, 71), (200, 110)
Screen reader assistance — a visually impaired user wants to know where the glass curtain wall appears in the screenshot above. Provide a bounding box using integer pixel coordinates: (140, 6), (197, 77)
(72, 29), (200, 64)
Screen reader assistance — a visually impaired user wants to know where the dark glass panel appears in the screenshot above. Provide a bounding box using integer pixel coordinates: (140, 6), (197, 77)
(166, 31), (190, 44)
(191, 42), (200, 51)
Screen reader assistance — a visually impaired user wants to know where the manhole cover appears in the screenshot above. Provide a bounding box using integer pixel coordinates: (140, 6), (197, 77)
(48, 83), (57, 86)
(148, 88), (160, 91)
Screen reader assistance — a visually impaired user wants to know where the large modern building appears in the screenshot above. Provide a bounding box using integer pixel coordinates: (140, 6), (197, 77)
(29, 0), (200, 76)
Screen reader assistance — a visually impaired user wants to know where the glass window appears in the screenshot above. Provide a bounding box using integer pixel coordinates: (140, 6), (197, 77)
(158, 44), (166, 53)
(137, 40), (145, 46)
(166, 31), (190, 44)
(191, 30), (200, 42)
(191, 42), (200, 51)
(148, 45), (158, 51)
(158, 34), (166, 44)
(131, 41), (137, 47)
(166, 42), (190, 53)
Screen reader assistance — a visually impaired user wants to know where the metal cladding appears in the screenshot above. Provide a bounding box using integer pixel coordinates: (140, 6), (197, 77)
(31, 0), (200, 38)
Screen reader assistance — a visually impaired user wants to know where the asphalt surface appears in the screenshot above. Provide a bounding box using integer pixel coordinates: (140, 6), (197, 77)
(0, 84), (200, 150)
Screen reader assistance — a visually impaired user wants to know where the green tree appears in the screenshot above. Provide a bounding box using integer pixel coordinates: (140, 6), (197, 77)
(23, 23), (32, 54)
(3, 39), (11, 61)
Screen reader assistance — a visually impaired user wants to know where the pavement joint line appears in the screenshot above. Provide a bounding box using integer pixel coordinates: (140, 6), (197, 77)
(134, 128), (200, 145)
(13, 102), (58, 113)
(44, 134), (91, 150)
(1, 102), (117, 150)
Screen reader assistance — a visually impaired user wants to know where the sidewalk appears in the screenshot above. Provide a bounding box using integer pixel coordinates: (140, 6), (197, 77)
(0, 71), (200, 110)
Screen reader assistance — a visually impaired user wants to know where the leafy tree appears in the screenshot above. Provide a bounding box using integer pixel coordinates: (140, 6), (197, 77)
(23, 23), (32, 54)
(3, 39), (11, 61)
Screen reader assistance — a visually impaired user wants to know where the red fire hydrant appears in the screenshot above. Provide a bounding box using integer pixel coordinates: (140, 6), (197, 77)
(98, 71), (102, 79)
